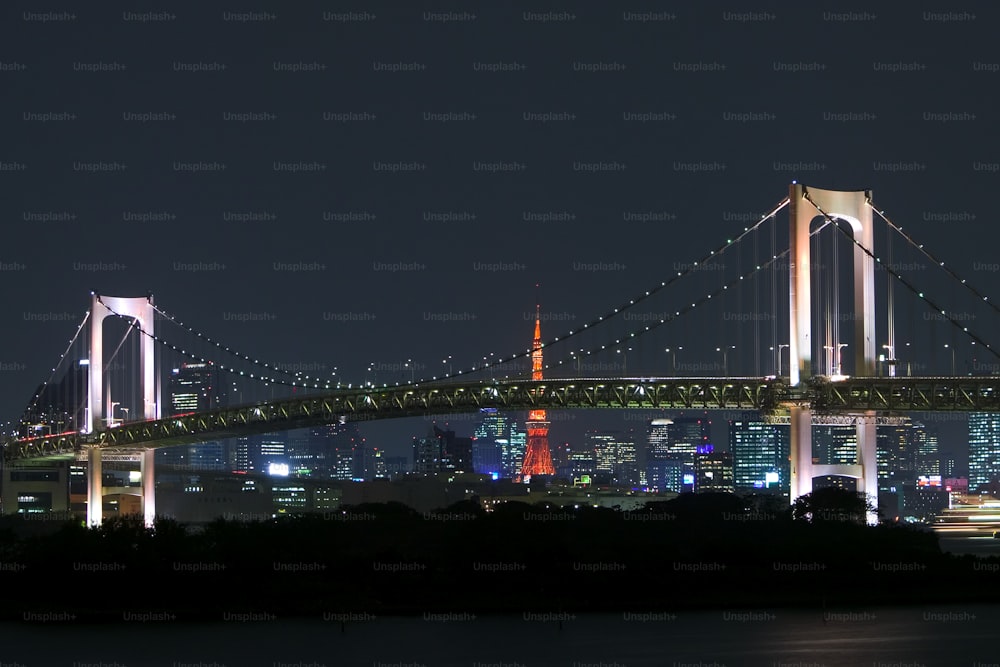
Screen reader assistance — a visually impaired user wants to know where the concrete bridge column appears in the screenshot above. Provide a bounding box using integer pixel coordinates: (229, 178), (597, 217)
(789, 406), (813, 503)
(87, 445), (102, 527)
(141, 448), (155, 528)
(858, 412), (878, 523)
(788, 184), (878, 524)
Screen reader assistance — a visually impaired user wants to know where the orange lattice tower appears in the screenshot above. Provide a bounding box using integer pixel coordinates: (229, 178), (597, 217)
(520, 303), (555, 479)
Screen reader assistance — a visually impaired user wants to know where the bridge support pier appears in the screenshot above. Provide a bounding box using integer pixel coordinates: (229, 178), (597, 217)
(858, 412), (878, 523)
(789, 406), (813, 503)
(788, 184), (878, 524)
(87, 445), (102, 527)
(141, 448), (155, 528)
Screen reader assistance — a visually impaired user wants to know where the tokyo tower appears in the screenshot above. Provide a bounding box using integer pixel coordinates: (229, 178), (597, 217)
(520, 304), (555, 479)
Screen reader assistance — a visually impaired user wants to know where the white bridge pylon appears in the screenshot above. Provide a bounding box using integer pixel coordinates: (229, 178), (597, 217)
(86, 293), (160, 528)
(787, 184), (878, 523)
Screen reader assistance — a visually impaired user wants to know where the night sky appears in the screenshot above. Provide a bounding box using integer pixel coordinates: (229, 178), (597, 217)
(3, 2), (998, 461)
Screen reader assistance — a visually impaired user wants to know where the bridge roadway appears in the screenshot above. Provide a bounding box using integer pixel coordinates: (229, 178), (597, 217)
(5, 375), (1000, 462)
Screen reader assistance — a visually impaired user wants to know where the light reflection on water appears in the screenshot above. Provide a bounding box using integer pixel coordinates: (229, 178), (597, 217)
(1, 604), (998, 667)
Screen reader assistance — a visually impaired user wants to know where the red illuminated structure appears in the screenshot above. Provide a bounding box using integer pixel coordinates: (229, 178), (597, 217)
(520, 304), (555, 479)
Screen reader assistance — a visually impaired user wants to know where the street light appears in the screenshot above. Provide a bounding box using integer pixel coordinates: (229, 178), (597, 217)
(882, 344), (895, 377)
(944, 344), (955, 376)
(823, 344), (848, 376)
(835, 343), (848, 375)
(770, 344), (789, 377)
(716, 346), (735, 376)
(616, 347), (633, 375)
(666, 347), (683, 375)
(442, 355), (453, 376)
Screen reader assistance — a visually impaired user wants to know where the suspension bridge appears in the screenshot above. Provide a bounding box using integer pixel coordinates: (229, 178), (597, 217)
(4, 184), (1000, 527)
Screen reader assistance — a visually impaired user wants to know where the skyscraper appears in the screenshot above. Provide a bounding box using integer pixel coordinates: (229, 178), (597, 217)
(876, 420), (911, 519)
(433, 424), (474, 473)
(168, 362), (219, 414)
(877, 419), (913, 493)
(969, 413), (1000, 493)
(588, 429), (638, 486)
(474, 409), (526, 479)
(520, 304), (555, 479)
(644, 416), (710, 492)
(694, 445), (734, 493)
(413, 427), (444, 475)
(729, 418), (789, 495)
(811, 425), (859, 491)
(646, 419), (673, 460)
(160, 362), (225, 469)
(472, 437), (503, 477)
(911, 421), (940, 478)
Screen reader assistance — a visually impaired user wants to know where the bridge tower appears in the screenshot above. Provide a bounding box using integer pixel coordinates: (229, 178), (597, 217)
(85, 293), (160, 527)
(521, 305), (555, 480)
(787, 184), (878, 522)
(87, 293), (160, 433)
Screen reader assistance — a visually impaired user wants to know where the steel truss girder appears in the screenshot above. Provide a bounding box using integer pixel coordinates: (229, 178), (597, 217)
(760, 413), (911, 426)
(811, 377), (1000, 412)
(8, 375), (1000, 463)
(4, 378), (779, 461)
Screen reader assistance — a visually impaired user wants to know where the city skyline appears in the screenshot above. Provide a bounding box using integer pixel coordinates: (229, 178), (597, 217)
(5, 3), (1000, 663)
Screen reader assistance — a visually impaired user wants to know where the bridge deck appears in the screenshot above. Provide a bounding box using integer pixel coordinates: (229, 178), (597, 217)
(5, 376), (999, 462)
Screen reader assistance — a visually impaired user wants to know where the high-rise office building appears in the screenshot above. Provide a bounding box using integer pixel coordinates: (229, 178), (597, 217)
(876, 420), (912, 520)
(969, 413), (1000, 492)
(646, 419), (673, 460)
(728, 418), (789, 495)
(813, 425), (857, 466)
(286, 428), (330, 478)
(160, 363), (225, 469)
(472, 437), (503, 477)
(505, 427), (527, 477)
(560, 445), (597, 481)
(433, 424), (474, 474)
(352, 446), (386, 481)
(644, 416), (710, 492)
(474, 409), (527, 479)
(694, 445), (734, 493)
(591, 431), (619, 477)
(811, 425), (859, 491)
(587, 429), (639, 486)
(911, 421), (940, 478)
(258, 436), (287, 474)
(168, 362), (219, 414)
(413, 428), (444, 475)
(877, 420), (913, 493)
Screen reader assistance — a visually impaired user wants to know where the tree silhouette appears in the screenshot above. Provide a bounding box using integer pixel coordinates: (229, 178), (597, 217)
(791, 487), (874, 524)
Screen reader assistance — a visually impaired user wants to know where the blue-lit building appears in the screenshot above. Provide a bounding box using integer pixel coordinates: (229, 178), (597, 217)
(472, 438), (503, 477)
(728, 418), (789, 495)
(969, 413), (1000, 493)
(644, 416), (710, 492)
(474, 409), (527, 479)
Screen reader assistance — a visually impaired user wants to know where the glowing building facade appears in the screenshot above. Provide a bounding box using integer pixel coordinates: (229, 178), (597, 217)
(969, 413), (1000, 493)
(729, 418), (789, 494)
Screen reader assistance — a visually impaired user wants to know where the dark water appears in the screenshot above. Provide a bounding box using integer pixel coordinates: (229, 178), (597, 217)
(1, 604), (998, 667)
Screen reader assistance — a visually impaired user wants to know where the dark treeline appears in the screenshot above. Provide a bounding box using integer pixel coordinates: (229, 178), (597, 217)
(0, 489), (996, 621)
